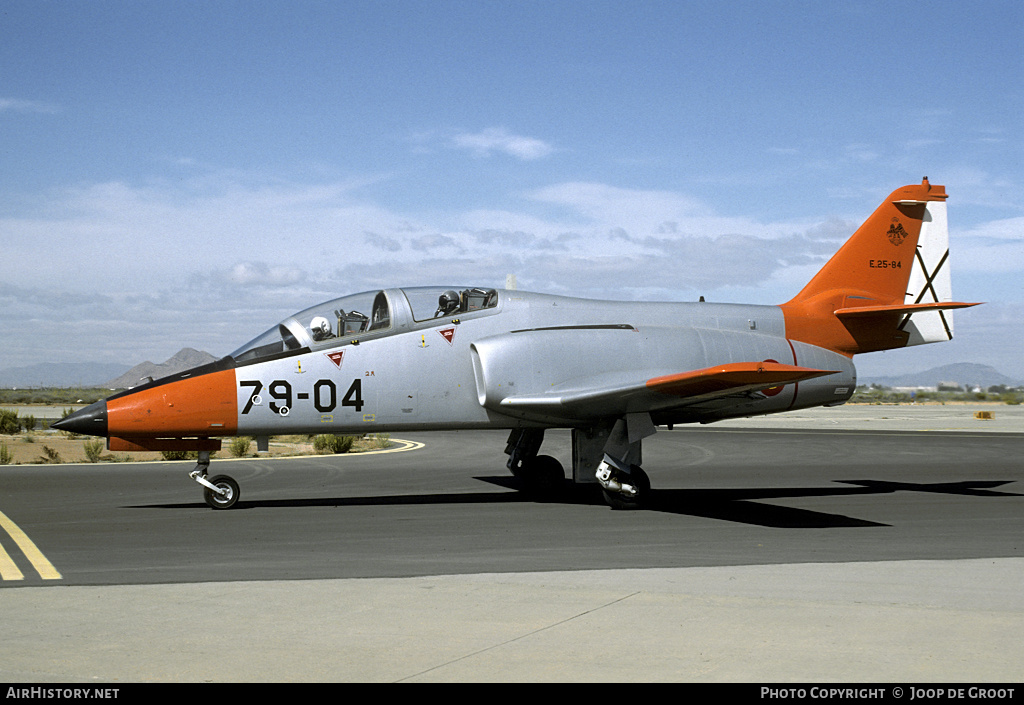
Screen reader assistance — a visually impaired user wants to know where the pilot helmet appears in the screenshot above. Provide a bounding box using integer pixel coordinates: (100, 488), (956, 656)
(310, 316), (332, 341)
(438, 290), (460, 315)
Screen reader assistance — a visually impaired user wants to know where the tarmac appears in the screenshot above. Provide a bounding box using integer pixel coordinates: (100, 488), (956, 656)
(704, 401), (1023, 434)
(1, 403), (1021, 683)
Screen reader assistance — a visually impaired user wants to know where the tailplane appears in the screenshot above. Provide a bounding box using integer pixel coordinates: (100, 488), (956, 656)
(780, 178), (979, 355)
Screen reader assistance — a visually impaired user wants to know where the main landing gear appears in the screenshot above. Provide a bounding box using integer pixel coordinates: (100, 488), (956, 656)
(596, 457), (650, 510)
(190, 451), (240, 509)
(589, 414), (656, 510)
(505, 429), (565, 498)
(505, 415), (656, 510)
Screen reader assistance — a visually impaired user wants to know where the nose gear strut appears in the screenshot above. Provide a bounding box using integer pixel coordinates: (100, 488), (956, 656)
(189, 451), (240, 509)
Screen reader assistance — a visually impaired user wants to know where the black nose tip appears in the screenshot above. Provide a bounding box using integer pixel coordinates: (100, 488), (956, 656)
(52, 400), (108, 437)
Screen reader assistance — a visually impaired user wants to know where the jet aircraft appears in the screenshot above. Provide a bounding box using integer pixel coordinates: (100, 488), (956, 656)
(55, 179), (978, 509)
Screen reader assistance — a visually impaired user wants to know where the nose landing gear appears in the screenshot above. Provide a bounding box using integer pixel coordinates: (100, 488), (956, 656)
(189, 451), (240, 509)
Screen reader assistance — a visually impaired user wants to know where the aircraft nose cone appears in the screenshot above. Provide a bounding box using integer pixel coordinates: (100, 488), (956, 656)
(52, 400), (108, 437)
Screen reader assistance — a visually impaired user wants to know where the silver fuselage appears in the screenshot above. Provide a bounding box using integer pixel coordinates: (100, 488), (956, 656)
(233, 288), (856, 436)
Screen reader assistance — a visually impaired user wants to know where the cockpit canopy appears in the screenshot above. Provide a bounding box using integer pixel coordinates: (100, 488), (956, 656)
(230, 286), (498, 364)
(401, 286), (498, 321)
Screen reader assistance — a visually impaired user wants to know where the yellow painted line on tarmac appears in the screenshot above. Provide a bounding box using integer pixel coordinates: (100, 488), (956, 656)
(0, 542), (24, 581)
(228, 437), (426, 464)
(359, 438), (426, 455)
(0, 509), (61, 581)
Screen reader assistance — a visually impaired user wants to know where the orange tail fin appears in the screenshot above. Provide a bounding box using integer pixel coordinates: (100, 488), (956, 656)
(780, 179), (979, 355)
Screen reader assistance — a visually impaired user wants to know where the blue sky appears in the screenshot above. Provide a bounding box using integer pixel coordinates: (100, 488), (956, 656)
(2, 1), (1022, 380)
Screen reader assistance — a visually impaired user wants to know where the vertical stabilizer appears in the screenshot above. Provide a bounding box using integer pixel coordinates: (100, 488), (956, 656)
(780, 179), (977, 355)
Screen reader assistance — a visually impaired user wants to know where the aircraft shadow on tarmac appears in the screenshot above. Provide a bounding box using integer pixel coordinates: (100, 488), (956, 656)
(132, 477), (1020, 530)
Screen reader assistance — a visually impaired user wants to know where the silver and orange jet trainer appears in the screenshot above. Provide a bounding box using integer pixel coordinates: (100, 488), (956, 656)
(56, 179), (978, 509)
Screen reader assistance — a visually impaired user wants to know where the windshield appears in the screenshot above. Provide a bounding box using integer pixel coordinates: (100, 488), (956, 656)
(231, 290), (392, 363)
(229, 324), (303, 364)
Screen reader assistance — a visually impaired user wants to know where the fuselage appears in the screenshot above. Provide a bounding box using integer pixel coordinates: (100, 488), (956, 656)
(62, 287), (856, 445)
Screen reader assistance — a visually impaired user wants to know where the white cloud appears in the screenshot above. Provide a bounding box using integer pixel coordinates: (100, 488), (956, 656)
(1, 175), (409, 293)
(228, 262), (305, 287)
(950, 216), (1024, 273)
(451, 127), (554, 160)
(843, 143), (880, 162)
(525, 181), (818, 246)
(0, 97), (59, 114)
(528, 181), (710, 224)
(364, 232), (403, 252)
(959, 216), (1024, 242)
(3, 171), (1019, 373)
(0, 174), (864, 302)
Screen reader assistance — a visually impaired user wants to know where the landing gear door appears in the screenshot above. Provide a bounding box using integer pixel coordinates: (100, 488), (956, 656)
(572, 428), (606, 484)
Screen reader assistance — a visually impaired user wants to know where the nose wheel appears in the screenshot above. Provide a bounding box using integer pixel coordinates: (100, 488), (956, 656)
(202, 475), (240, 509)
(189, 451), (241, 509)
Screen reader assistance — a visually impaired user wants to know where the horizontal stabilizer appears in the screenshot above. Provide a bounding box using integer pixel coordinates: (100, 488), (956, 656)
(834, 301), (980, 319)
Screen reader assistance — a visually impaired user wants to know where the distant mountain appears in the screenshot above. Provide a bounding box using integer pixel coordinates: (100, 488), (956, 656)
(0, 362), (131, 388)
(0, 348), (219, 389)
(860, 363), (1022, 389)
(104, 348), (218, 388)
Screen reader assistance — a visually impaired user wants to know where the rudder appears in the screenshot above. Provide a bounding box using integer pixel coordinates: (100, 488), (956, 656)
(901, 195), (955, 346)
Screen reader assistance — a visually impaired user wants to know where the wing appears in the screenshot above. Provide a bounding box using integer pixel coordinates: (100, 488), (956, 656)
(497, 361), (837, 419)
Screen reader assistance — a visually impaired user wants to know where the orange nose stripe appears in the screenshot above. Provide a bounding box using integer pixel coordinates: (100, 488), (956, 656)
(107, 369), (238, 437)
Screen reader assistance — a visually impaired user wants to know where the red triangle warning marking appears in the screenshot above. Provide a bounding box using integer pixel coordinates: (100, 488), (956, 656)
(326, 351), (345, 368)
(438, 327), (456, 345)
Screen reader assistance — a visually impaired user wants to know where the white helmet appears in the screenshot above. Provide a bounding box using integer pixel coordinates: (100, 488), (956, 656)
(310, 316), (331, 341)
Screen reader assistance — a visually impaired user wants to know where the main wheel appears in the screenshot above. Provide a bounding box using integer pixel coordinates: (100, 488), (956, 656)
(520, 455), (565, 500)
(203, 474), (240, 510)
(602, 465), (650, 510)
